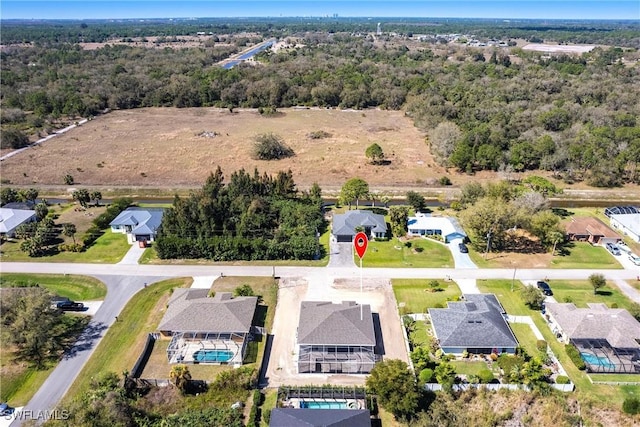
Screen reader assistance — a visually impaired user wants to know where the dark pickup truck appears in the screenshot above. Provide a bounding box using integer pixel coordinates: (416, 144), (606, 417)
(56, 301), (85, 311)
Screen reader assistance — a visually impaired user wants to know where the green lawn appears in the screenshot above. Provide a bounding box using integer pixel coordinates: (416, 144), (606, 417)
(509, 323), (543, 358)
(360, 238), (453, 268)
(0, 273), (107, 300)
(0, 349), (57, 406)
(476, 280), (534, 316)
(392, 279), (461, 314)
(550, 242), (622, 269)
(450, 360), (494, 377)
(259, 389), (278, 427)
(63, 277), (192, 401)
(0, 230), (130, 263)
(478, 278), (640, 406)
(409, 320), (431, 347)
(548, 280), (635, 310)
(589, 374), (640, 384)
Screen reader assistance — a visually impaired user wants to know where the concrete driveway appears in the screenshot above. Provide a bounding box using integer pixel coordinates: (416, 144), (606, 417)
(448, 238), (477, 269)
(327, 238), (356, 268)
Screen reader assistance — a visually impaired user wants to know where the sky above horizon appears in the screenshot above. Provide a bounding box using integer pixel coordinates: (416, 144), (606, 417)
(1, 1), (639, 20)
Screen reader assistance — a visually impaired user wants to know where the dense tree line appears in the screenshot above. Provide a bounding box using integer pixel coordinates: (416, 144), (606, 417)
(2, 18), (638, 46)
(1, 22), (639, 186)
(156, 168), (325, 260)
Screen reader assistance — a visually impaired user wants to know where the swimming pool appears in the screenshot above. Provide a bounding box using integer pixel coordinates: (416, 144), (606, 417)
(193, 349), (234, 363)
(580, 352), (616, 370)
(300, 401), (347, 409)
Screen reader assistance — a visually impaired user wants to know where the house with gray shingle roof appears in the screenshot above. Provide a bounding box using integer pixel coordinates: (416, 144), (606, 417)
(332, 210), (387, 242)
(297, 301), (380, 374)
(110, 207), (164, 244)
(160, 289), (258, 366)
(269, 408), (371, 427)
(0, 208), (37, 237)
(544, 302), (640, 373)
(429, 294), (518, 355)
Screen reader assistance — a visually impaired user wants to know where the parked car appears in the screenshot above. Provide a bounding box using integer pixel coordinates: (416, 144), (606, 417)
(629, 253), (640, 266)
(56, 301), (85, 311)
(605, 242), (621, 256)
(617, 241), (632, 255)
(536, 281), (553, 296)
(458, 243), (469, 253)
(0, 402), (13, 416)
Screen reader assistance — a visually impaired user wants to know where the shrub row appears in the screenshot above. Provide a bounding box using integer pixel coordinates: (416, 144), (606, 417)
(246, 389), (263, 427)
(565, 344), (586, 370)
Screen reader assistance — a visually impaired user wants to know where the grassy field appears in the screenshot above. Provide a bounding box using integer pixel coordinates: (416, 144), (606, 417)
(476, 280), (532, 315)
(547, 279), (635, 310)
(0, 107), (447, 189)
(0, 347), (58, 406)
(589, 374), (640, 384)
(0, 273), (107, 300)
(392, 279), (461, 314)
(63, 277), (192, 401)
(361, 237), (453, 268)
(509, 323), (543, 358)
(549, 242), (622, 269)
(0, 229), (130, 263)
(450, 360), (494, 377)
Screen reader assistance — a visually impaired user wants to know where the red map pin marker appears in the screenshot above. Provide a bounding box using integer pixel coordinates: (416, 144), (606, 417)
(354, 231), (368, 259)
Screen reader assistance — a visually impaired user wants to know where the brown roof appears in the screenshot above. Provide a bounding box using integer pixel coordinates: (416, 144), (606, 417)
(564, 217), (618, 238)
(546, 302), (640, 348)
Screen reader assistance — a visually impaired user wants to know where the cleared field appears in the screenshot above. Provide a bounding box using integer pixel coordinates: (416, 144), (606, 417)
(0, 107), (446, 188)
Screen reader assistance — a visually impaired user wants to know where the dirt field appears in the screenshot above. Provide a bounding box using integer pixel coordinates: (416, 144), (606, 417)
(0, 107), (447, 189)
(265, 276), (409, 387)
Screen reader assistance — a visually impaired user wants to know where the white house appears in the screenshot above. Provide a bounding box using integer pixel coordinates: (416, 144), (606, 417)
(0, 208), (37, 237)
(407, 213), (467, 243)
(609, 213), (640, 243)
(109, 207), (164, 244)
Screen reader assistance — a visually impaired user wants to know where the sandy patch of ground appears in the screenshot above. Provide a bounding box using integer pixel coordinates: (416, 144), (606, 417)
(265, 276), (409, 387)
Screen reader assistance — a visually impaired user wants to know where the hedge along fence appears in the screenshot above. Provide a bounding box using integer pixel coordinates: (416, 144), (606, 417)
(131, 333), (157, 378)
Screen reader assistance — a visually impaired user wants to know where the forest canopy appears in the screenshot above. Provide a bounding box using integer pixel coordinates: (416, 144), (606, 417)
(1, 19), (639, 186)
(155, 168), (325, 260)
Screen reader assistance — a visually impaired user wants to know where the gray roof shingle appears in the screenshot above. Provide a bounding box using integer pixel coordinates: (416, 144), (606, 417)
(429, 294), (518, 349)
(332, 210), (387, 236)
(0, 208), (36, 234)
(298, 301), (376, 346)
(546, 302), (640, 348)
(109, 207), (164, 235)
(269, 409), (371, 427)
(158, 290), (257, 334)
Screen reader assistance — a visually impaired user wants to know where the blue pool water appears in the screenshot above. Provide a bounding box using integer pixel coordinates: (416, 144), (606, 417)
(300, 401), (347, 409)
(193, 349), (234, 363)
(580, 352), (616, 370)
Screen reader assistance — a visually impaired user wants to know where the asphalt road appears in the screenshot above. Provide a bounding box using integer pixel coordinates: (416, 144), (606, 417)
(9, 274), (168, 427)
(2, 259), (639, 426)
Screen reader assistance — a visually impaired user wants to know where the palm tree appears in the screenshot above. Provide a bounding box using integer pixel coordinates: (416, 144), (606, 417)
(170, 364), (191, 394)
(63, 223), (77, 244)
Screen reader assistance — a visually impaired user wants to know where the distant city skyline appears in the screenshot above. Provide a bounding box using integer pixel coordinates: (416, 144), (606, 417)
(1, 1), (639, 20)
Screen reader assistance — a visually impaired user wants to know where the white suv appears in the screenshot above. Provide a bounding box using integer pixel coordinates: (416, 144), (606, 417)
(629, 253), (640, 266)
